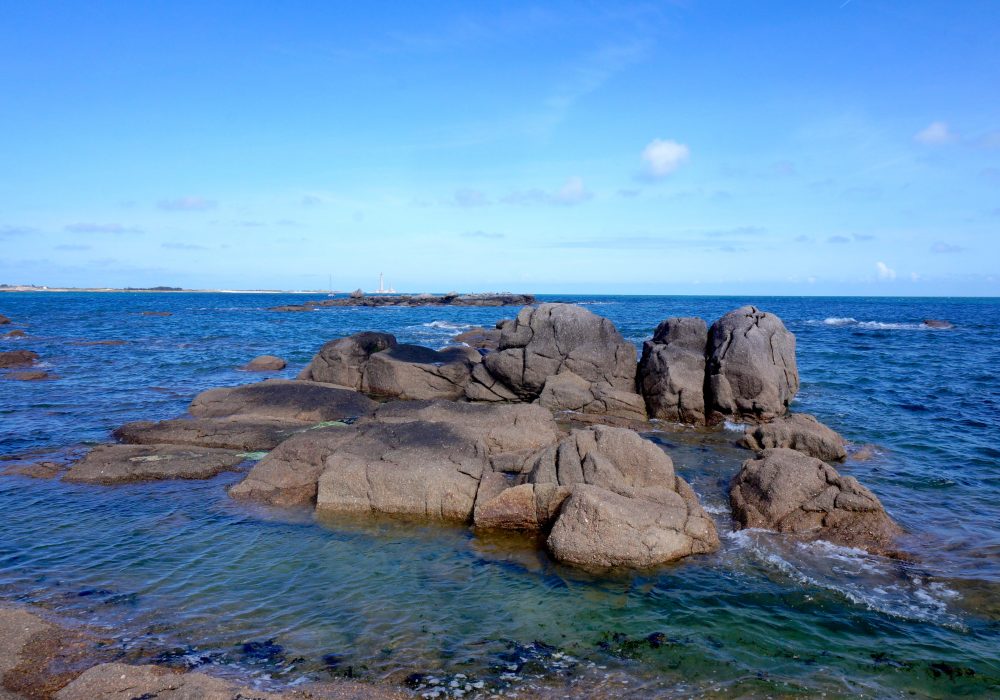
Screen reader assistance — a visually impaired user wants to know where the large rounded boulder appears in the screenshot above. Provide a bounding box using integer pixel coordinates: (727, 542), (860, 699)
(637, 317), (708, 424)
(705, 306), (798, 422)
(466, 303), (645, 419)
(730, 448), (900, 555)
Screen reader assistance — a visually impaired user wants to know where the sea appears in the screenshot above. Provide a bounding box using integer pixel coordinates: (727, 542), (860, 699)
(1, 292), (998, 698)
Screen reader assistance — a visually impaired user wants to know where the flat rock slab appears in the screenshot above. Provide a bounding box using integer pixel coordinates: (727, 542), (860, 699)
(55, 662), (288, 700)
(190, 379), (377, 423)
(64, 444), (245, 485)
(114, 417), (305, 451)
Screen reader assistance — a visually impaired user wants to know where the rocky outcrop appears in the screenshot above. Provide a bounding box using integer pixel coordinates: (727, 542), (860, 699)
(637, 317), (708, 424)
(3, 330), (25, 339)
(4, 370), (56, 381)
(189, 379), (376, 423)
(63, 444), (245, 484)
(299, 333), (481, 401)
(0, 350), (38, 368)
(923, 319), (954, 329)
(705, 306), (798, 422)
(230, 401), (559, 509)
(730, 448), (900, 555)
(271, 292), (535, 312)
(0, 314), (9, 325)
(298, 332), (395, 386)
(242, 355), (287, 371)
(466, 304), (645, 420)
(114, 417), (304, 452)
(362, 344), (481, 400)
(475, 426), (719, 568)
(742, 413), (847, 461)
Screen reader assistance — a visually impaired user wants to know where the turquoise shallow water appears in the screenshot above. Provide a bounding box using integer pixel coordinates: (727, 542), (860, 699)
(1, 293), (998, 697)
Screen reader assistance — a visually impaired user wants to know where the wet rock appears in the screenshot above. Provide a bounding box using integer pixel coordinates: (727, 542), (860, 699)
(0, 314), (9, 325)
(189, 379), (376, 423)
(0, 350), (38, 368)
(742, 413), (847, 461)
(299, 331), (396, 387)
(140, 311), (172, 317)
(241, 354), (287, 371)
(467, 303), (644, 419)
(54, 662), (287, 700)
(730, 448), (901, 555)
(68, 339), (125, 346)
(637, 317), (708, 424)
(923, 319), (954, 329)
(453, 327), (502, 352)
(63, 444), (245, 484)
(114, 417), (303, 451)
(706, 306), (798, 422)
(2, 330), (25, 339)
(5, 370), (56, 381)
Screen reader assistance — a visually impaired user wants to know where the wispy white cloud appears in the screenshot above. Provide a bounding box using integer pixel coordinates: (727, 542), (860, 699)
(65, 222), (142, 234)
(641, 139), (690, 179)
(158, 196), (217, 211)
(914, 121), (956, 145)
(503, 176), (593, 206)
(931, 241), (963, 254)
(876, 261), (897, 280)
(451, 188), (490, 207)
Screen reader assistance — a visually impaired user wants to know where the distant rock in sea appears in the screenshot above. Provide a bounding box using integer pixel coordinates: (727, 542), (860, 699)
(270, 292), (535, 312)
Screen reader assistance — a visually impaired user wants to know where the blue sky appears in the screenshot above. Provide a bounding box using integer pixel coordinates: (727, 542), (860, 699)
(1, 1), (997, 295)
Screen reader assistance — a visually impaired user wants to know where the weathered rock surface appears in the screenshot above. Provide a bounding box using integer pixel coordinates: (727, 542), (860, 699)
(473, 426), (719, 568)
(190, 380), (376, 423)
(242, 354), (287, 371)
(299, 332), (481, 400)
(0, 351), (38, 369)
(742, 413), (847, 461)
(730, 448), (901, 555)
(637, 317), (708, 424)
(466, 304), (645, 419)
(2, 330), (25, 339)
(706, 306), (798, 422)
(231, 401), (559, 509)
(453, 326), (502, 352)
(63, 444), (245, 485)
(298, 332), (396, 386)
(537, 371), (647, 421)
(4, 370), (56, 381)
(0, 314), (9, 325)
(114, 417), (304, 451)
(362, 344), (481, 400)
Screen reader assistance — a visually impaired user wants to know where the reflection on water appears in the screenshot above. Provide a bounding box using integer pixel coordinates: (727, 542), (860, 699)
(1, 292), (999, 696)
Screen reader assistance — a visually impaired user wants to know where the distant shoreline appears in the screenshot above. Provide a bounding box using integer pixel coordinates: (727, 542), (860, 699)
(0, 286), (333, 294)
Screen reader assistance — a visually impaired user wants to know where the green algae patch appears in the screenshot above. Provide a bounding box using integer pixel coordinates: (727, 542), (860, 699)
(237, 451), (269, 461)
(307, 420), (348, 430)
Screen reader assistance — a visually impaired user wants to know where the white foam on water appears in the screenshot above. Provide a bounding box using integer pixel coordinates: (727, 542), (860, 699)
(808, 317), (937, 331)
(420, 321), (477, 331)
(722, 420), (746, 433)
(723, 529), (966, 629)
(823, 317), (858, 326)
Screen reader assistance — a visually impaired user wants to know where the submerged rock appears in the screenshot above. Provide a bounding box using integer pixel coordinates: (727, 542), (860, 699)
(139, 311), (172, 317)
(706, 306), (798, 422)
(3, 329), (26, 339)
(467, 303), (645, 419)
(637, 317), (708, 424)
(241, 354), (287, 371)
(0, 313), (10, 324)
(5, 370), (56, 381)
(730, 448), (901, 555)
(189, 379), (376, 423)
(114, 417), (304, 452)
(742, 413), (847, 461)
(0, 350), (38, 368)
(923, 319), (954, 329)
(63, 444), (245, 484)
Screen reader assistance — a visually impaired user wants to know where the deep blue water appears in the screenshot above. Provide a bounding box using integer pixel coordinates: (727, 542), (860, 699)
(1, 292), (998, 697)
